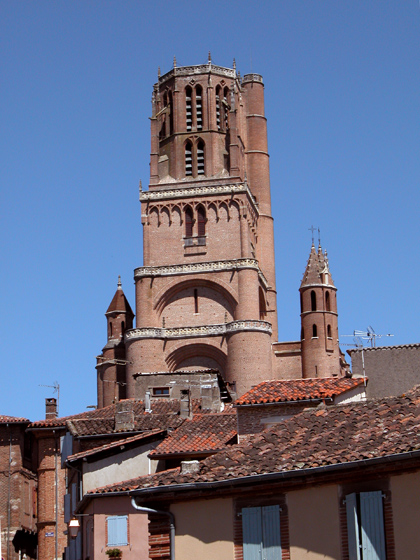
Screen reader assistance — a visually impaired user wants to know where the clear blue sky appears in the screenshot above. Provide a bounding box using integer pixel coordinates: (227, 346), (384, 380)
(1, 1), (420, 420)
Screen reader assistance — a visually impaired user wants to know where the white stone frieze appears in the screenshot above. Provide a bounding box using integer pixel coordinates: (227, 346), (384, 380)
(125, 320), (272, 342)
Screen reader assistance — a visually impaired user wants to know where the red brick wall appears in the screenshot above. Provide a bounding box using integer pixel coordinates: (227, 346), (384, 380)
(0, 424), (37, 560)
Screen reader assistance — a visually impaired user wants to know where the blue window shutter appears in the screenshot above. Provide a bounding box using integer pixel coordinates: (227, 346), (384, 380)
(360, 491), (386, 560)
(107, 515), (128, 546)
(346, 493), (361, 560)
(242, 507), (263, 560)
(262, 505), (281, 560)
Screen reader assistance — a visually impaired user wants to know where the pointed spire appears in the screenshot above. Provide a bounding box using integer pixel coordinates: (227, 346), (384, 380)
(158, 67), (161, 79)
(300, 242), (335, 288)
(117, 275), (122, 290)
(173, 56), (177, 68)
(208, 51), (212, 64)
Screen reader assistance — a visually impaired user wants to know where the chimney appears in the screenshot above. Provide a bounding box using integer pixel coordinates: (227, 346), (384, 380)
(180, 389), (191, 419)
(115, 400), (135, 432)
(181, 460), (200, 474)
(45, 398), (57, 420)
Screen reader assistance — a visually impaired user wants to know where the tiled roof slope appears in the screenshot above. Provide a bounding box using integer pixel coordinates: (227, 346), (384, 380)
(348, 343), (420, 354)
(300, 244), (334, 288)
(106, 281), (134, 316)
(67, 429), (166, 462)
(30, 398), (227, 435)
(149, 413), (237, 458)
(236, 377), (365, 405)
(89, 386), (420, 494)
(0, 415), (30, 423)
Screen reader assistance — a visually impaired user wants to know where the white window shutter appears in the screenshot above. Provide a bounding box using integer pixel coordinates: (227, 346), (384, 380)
(261, 505), (281, 560)
(346, 493), (361, 560)
(242, 507), (263, 560)
(360, 491), (386, 560)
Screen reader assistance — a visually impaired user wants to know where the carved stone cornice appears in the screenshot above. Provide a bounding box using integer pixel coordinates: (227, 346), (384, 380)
(140, 183), (258, 214)
(159, 64), (236, 84)
(134, 258), (269, 289)
(125, 320), (272, 342)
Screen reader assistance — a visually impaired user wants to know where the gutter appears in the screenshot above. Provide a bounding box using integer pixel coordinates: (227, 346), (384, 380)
(76, 448), (420, 507)
(131, 499), (175, 560)
(235, 397), (334, 408)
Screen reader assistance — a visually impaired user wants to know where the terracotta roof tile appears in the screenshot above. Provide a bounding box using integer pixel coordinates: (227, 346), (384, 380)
(88, 386), (420, 494)
(149, 413), (237, 458)
(235, 377), (365, 405)
(30, 398), (226, 435)
(67, 429), (166, 462)
(0, 415), (30, 423)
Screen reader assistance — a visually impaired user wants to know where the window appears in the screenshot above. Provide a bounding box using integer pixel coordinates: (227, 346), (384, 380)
(216, 86), (221, 130)
(223, 86), (229, 129)
(194, 288), (199, 313)
(327, 324), (332, 338)
(185, 207), (193, 237)
(197, 205), (206, 236)
(152, 387), (169, 397)
(107, 515), (128, 546)
(242, 505), (281, 560)
(312, 324), (317, 338)
(311, 290), (317, 311)
(346, 491), (386, 560)
(185, 141), (193, 176)
(196, 85), (202, 131)
(325, 291), (330, 311)
(197, 140), (205, 175)
(186, 87), (192, 131)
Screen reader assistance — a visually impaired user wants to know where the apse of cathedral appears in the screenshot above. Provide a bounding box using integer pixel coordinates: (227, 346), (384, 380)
(96, 57), (347, 408)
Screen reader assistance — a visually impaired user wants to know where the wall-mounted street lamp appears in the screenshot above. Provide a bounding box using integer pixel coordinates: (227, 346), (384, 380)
(69, 519), (80, 538)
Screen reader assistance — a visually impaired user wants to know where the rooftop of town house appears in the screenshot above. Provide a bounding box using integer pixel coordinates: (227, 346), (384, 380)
(86, 385), (420, 494)
(148, 412), (237, 458)
(235, 377), (365, 406)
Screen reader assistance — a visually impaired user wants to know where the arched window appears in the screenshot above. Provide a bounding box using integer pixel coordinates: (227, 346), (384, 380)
(197, 205), (206, 236)
(194, 289), (199, 313)
(325, 291), (330, 311)
(311, 290), (317, 311)
(196, 85), (202, 131)
(312, 324), (317, 338)
(109, 322), (113, 337)
(197, 140), (205, 175)
(300, 293), (303, 313)
(301, 327), (304, 340)
(216, 86), (221, 130)
(121, 321), (125, 334)
(185, 141), (193, 176)
(186, 87), (192, 131)
(185, 206), (193, 237)
(327, 324), (332, 338)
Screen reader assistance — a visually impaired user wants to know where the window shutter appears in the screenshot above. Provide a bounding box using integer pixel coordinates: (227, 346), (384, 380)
(360, 491), (386, 560)
(346, 493), (361, 560)
(242, 507), (263, 560)
(107, 516), (128, 546)
(64, 493), (71, 524)
(262, 505), (281, 560)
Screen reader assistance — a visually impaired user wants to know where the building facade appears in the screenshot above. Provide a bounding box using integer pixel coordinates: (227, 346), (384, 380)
(96, 58), (346, 408)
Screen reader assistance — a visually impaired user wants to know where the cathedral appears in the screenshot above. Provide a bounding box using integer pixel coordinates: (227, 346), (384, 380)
(96, 56), (348, 409)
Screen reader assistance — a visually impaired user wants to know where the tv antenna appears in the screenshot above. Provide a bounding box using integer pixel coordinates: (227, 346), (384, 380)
(354, 326), (394, 348)
(39, 381), (60, 416)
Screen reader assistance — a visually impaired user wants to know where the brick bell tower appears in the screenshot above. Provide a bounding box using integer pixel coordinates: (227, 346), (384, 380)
(124, 55), (278, 399)
(96, 277), (134, 407)
(300, 243), (342, 378)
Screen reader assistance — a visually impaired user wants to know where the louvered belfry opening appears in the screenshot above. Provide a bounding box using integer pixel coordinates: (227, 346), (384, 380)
(197, 205), (206, 236)
(185, 206), (193, 238)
